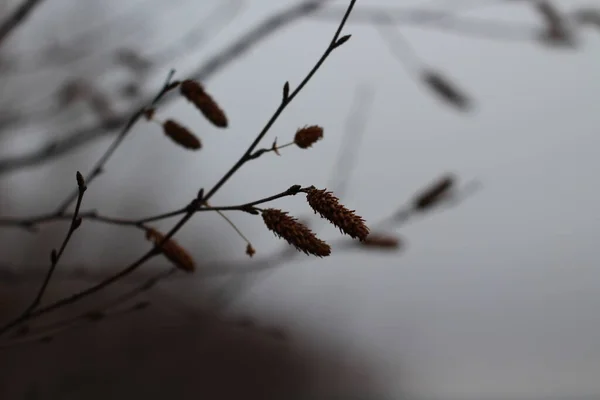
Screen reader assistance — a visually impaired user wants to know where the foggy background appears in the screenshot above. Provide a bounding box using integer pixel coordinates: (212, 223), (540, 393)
(1, 0), (599, 398)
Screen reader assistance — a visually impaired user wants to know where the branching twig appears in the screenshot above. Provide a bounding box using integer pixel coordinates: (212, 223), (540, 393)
(0, 185), (312, 230)
(0, 0), (358, 337)
(20, 172), (87, 318)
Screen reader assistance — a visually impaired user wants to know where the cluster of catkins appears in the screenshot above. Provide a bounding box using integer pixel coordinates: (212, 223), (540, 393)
(142, 79), (371, 271)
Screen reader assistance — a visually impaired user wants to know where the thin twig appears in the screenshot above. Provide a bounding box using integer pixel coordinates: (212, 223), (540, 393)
(0, 185), (312, 230)
(21, 172), (87, 317)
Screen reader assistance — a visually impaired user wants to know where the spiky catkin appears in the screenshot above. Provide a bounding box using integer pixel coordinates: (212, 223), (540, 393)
(306, 188), (369, 241)
(261, 208), (331, 257)
(145, 228), (195, 272)
(179, 79), (228, 128)
(162, 119), (201, 150)
(294, 125), (323, 148)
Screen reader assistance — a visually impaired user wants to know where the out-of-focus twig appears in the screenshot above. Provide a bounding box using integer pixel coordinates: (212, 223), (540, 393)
(314, 5), (538, 41)
(328, 84), (375, 200)
(0, 0), (44, 45)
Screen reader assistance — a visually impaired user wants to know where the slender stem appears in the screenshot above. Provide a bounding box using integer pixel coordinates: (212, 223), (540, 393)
(23, 173), (87, 316)
(0, 186), (310, 229)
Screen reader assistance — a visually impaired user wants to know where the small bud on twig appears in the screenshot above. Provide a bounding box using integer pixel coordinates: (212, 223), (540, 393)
(333, 34), (352, 49)
(76, 171), (86, 189)
(282, 81), (290, 103)
(72, 217), (82, 230)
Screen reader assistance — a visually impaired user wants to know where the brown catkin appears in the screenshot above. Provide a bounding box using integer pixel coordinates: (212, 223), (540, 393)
(306, 188), (370, 241)
(261, 209), (331, 257)
(179, 79), (228, 128)
(422, 70), (470, 110)
(145, 228), (195, 272)
(162, 119), (201, 150)
(413, 174), (455, 211)
(294, 125), (323, 148)
(361, 233), (402, 250)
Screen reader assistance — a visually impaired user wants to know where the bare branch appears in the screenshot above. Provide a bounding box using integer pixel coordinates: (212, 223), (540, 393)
(0, 0), (358, 337)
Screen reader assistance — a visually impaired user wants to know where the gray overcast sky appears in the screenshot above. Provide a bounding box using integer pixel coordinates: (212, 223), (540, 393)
(1, 0), (600, 398)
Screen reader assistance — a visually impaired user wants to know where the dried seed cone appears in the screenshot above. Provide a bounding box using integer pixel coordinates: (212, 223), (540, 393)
(294, 125), (323, 149)
(180, 79), (228, 128)
(146, 228), (195, 273)
(163, 119), (201, 150)
(306, 188), (370, 241)
(261, 208), (331, 257)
